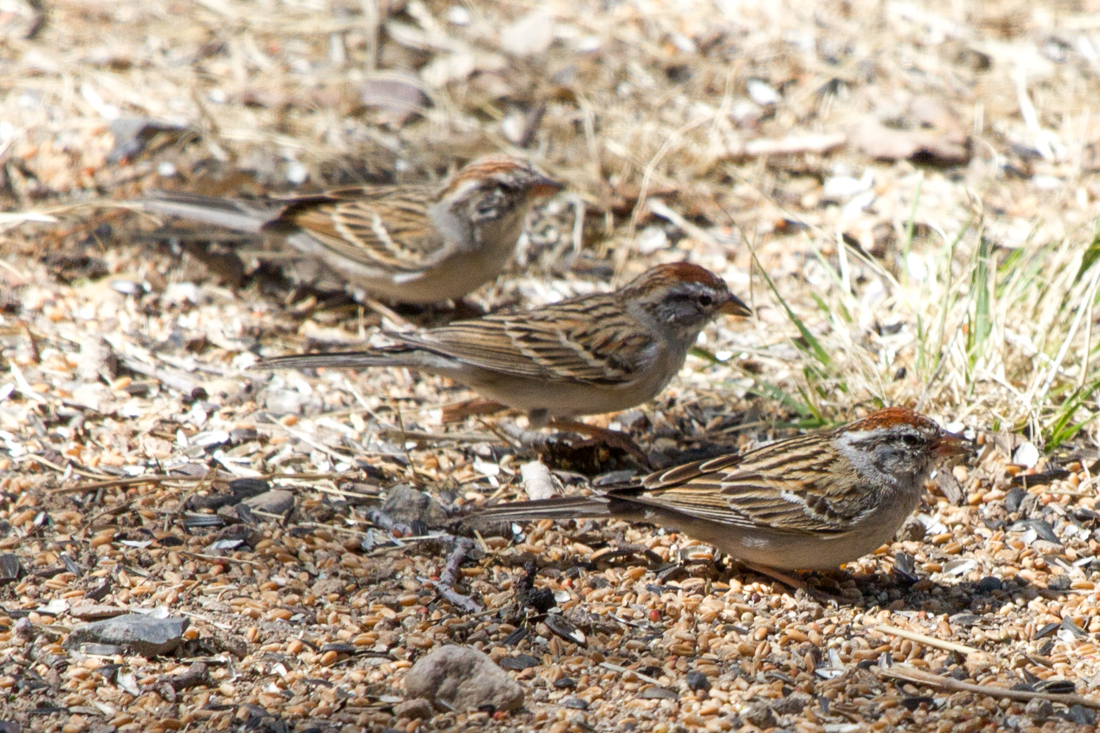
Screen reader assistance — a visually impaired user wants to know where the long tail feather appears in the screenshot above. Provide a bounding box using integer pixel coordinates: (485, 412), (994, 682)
(466, 496), (611, 526)
(252, 349), (414, 371)
(141, 192), (273, 234)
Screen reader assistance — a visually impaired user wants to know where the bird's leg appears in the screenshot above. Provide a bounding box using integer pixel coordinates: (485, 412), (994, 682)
(441, 399), (508, 422)
(490, 409), (555, 449)
(739, 561), (808, 591)
(494, 421), (552, 451)
(526, 409), (551, 429)
(738, 561), (841, 602)
(547, 419), (652, 469)
(362, 297), (414, 331)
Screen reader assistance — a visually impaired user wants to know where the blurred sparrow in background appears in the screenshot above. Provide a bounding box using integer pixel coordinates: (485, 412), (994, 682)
(141, 155), (561, 303)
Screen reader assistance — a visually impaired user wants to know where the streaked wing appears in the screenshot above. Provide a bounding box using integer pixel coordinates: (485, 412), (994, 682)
(625, 435), (869, 535)
(276, 186), (446, 273)
(395, 295), (658, 384)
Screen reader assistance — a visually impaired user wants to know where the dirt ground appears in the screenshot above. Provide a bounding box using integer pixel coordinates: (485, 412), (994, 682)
(4, 0), (1100, 731)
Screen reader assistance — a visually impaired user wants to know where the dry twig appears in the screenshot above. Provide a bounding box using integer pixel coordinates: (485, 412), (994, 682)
(878, 663), (1100, 710)
(874, 623), (980, 655)
(55, 471), (362, 494)
(423, 537), (482, 614)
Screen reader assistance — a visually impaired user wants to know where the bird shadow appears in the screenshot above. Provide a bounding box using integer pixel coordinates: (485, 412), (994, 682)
(720, 559), (1051, 618)
(570, 547), (1052, 619)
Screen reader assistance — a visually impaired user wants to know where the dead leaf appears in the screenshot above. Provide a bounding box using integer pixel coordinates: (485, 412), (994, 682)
(855, 120), (969, 165)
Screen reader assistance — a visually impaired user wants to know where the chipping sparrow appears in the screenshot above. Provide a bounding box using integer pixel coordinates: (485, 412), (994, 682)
(141, 155), (561, 303)
(253, 263), (751, 425)
(471, 407), (969, 570)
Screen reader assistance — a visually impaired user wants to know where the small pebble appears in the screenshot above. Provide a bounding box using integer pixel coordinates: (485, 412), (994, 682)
(976, 576), (1003, 592)
(394, 698), (434, 720)
(741, 702), (777, 728)
(772, 692), (812, 715)
(685, 670), (710, 692)
(1047, 575), (1071, 591)
(404, 646), (524, 713)
(1025, 698), (1053, 720)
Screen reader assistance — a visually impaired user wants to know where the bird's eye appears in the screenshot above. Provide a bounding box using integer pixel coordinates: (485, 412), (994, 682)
(473, 189), (508, 219)
(901, 434), (921, 446)
(698, 294), (713, 307)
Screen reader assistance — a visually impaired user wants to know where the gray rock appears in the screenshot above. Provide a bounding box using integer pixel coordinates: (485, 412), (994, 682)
(216, 504), (243, 525)
(685, 670), (710, 692)
(499, 653), (541, 671)
(312, 578), (347, 597)
(900, 518), (926, 542)
(163, 662), (211, 691)
(67, 614), (188, 657)
(404, 645), (523, 712)
(382, 484), (447, 528)
(242, 489), (295, 516)
(741, 701), (777, 728)
(616, 409), (649, 430)
(1025, 698), (1053, 721)
(70, 604), (128, 621)
(772, 691), (812, 715)
(12, 617), (33, 642)
(0, 554), (21, 583)
(229, 478), (273, 501)
(394, 698), (434, 720)
(208, 523), (261, 551)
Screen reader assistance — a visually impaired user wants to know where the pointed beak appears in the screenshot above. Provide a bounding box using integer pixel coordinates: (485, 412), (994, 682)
(719, 293), (753, 318)
(934, 431), (971, 458)
(528, 175), (563, 199)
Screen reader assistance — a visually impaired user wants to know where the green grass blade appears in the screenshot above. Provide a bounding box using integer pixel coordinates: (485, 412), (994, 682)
(745, 241), (832, 368)
(968, 236), (993, 366)
(1076, 220), (1100, 284)
(1045, 378), (1100, 448)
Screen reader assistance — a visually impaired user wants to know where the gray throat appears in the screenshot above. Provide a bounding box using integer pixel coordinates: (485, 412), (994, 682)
(427, 197), (475, 251)
(625, 299), (698, 359)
